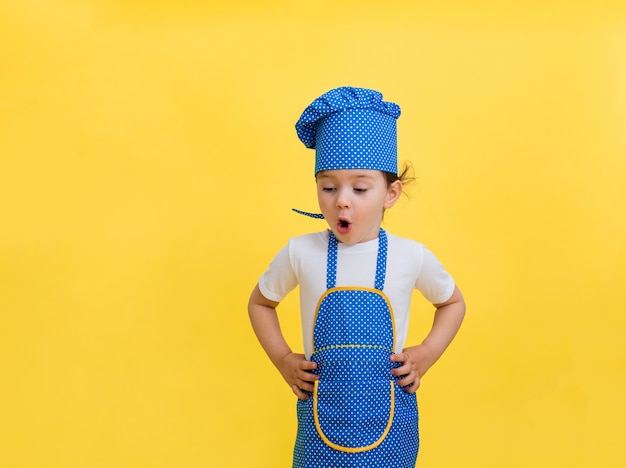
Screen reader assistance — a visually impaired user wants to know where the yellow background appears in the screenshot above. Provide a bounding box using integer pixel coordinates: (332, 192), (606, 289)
(1, 1), (625, 466)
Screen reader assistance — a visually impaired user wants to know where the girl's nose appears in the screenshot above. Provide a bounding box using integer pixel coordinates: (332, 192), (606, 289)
(336, 190), (350, 208)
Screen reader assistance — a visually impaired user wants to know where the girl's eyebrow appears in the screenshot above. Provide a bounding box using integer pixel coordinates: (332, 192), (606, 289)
(317, 173), (375, 181)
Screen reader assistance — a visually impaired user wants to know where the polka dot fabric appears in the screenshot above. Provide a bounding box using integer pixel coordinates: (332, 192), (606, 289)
(295, 87), (401, 175)
(293, 229), (419, 468)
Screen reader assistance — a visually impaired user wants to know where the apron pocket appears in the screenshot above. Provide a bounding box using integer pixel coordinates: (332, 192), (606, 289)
(313, 378), (394, 452)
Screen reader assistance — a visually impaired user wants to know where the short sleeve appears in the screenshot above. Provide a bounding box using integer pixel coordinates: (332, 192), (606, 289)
(258, 244), (298, 303)
(415, 247), (456, 304)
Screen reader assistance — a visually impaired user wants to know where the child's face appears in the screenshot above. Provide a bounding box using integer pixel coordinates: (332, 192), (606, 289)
(316, 169), (402, 245)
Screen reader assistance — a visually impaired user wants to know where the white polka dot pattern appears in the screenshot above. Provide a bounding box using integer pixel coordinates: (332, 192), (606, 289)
(293, 229), (419, 467)
(295, 87), (401, 175)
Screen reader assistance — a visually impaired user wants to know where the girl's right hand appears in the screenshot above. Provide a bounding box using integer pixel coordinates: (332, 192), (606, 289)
(277, 352), (318, 400)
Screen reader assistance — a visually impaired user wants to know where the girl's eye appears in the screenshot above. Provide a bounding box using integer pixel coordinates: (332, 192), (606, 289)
(322, 187), (336, 192)
(354, 187), (368, 193)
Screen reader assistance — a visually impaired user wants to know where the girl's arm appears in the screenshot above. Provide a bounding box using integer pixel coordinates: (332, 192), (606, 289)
(391, 285), (466, 393)
(248, 284), (318, 400)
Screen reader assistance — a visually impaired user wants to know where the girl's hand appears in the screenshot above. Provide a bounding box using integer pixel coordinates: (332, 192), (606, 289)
(390, 352), (420, 393)
(276, 352), (318, 400)
(390, 345), (433, 394)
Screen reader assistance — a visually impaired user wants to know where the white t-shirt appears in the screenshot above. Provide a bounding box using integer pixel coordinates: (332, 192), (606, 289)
(259, 230), (456, 359)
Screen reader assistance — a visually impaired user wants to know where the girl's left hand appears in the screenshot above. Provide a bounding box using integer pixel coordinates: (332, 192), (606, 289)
(390, 351), (421, 394)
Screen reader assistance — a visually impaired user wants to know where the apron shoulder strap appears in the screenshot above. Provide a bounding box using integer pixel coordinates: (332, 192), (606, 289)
(375, 229), (387, 291)
(326, 231), (338, 290)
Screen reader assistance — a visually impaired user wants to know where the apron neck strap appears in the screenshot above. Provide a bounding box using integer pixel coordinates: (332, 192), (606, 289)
(326, 228), (388, 291)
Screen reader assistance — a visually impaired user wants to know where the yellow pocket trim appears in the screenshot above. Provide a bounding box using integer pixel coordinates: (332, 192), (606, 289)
(312, 379), (395, 453)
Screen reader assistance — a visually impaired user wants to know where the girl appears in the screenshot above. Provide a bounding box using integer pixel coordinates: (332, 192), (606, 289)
(248, 87), (465, 467)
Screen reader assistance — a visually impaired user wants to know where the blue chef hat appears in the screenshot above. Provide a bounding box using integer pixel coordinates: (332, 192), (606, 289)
(295, 87), (401, 175)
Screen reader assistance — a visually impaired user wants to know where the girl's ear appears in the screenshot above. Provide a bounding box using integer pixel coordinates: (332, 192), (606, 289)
(384, 180), (403, 209)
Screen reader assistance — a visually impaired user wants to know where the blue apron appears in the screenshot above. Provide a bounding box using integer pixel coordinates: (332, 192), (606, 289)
(293, 229), (419, 468)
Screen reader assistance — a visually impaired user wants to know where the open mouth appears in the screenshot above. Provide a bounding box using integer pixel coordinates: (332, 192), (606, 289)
(337, 218), (351, 234)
